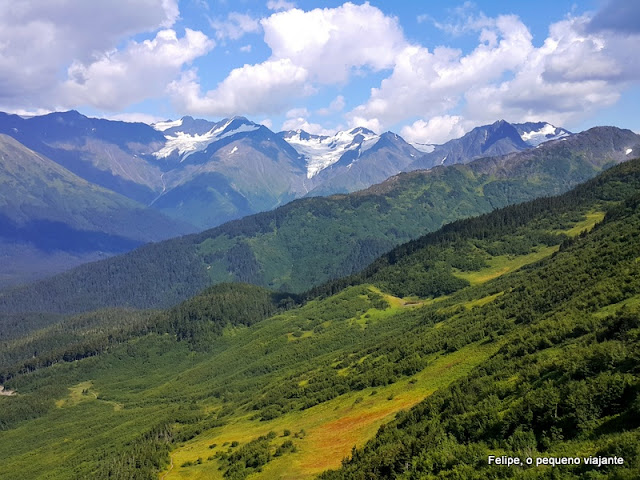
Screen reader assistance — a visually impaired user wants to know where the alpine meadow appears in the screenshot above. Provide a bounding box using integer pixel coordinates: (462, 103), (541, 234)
(1, 1), (640, 480)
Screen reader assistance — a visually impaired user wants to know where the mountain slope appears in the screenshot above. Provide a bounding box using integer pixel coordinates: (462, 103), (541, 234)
(1, 158), (639, 479)
(1, 126), (637, 313)
(152, 118), (308, 229)
(0, 110), (167, 204)
(412, 120), (573, 169)
(0, 134), (194, 286)
(514, 121), (572, 146)
(321, 194), (640, 480)
(306, 131), (423, 196)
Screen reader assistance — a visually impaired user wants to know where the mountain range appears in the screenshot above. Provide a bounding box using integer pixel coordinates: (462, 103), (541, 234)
(0, 110), (574, 228)
(0, 110), (583, 287)
(1, 124), (637, 313)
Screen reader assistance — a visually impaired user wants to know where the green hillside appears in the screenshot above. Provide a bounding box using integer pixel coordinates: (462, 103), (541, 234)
(1, 126), (637, 313)
(1, 158), (639, 479)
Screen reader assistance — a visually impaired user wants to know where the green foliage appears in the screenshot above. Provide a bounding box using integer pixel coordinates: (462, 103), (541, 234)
(213, 432), (291, 480)
(2, 159), (640, 479)
(0, 283), (297, 382)
(320, 194), (640, 480)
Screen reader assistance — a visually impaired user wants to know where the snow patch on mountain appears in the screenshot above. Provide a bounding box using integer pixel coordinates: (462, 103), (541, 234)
(154, 129), (219, 161)
(410, 142), (435, 153)
(216, 123), (259, 141)
(519, 123), (570, 146)
(627, 148), (633, 155)
(152, 118), (183, 131)
(153, 118), (259, 161)
(283, 128), (380, 178)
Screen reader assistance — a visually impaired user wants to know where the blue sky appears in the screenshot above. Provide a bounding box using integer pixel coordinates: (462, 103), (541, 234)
(0, 0), (638, 143)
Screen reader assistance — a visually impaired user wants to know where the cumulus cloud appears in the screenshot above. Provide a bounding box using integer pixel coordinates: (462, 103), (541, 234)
(107, 112), (167, 124)
(0, 0), (181, 109)
(172, 2), (406, 116)
(262, 2), (405, 84)
(587, 0), (640, 34)
(209, 13), (261, 41)
(60, 29), (214, 111)
(258, 118), (274, 129)
(400, 116), (467, 145)
(317, 95), (345, 116)
(168, 59), (312, 116)
(464, 15), (639, 128)
(347, 14), (533, 131)
(349, 9), (640, 141)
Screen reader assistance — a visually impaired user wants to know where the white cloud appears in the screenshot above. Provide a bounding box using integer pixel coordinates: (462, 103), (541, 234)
(0, 0), (180, 109)
(168, 59), (312, 116)
(239, 44), (252, 53)
(464, 15), (640, 127)
(281, 118), (336, 136)
(3, 107), (53, 117)
(280, 107), (337, 135)
(351, 10), (640, 141)
(209, 12), (261, 41)
(262, 2), (405, 84)
(259, 118), (273, 129)
(60, 29), (214, 111)
(267, 0), (295, 11)
(286, 107), (310, 118)
(348, 116), (382, 134)
(347, 14), (533, 130)
(317, 95), (345, 115)
(400, 116), (467, 145)
(172, 2), (406, 117)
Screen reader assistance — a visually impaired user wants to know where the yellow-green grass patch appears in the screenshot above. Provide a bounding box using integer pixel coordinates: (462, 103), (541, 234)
(555, 211), (606, 237)
(159, 341), (498, 480)
(454, 245), (558, 285)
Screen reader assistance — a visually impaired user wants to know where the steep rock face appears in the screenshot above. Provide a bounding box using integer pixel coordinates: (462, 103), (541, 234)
(152, 123), (309, 229)
(307, 131), (423, 196)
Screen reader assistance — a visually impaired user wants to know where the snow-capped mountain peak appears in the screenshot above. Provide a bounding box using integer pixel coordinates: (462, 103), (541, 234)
(281, 127), (380, 178)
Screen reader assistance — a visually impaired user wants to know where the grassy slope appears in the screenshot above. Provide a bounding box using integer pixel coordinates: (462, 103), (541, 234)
(2, 160), (640, 478)
(320, 209), (640, 478)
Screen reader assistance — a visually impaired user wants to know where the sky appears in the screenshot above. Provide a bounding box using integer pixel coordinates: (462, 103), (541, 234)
(0, 0), (639, 144)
